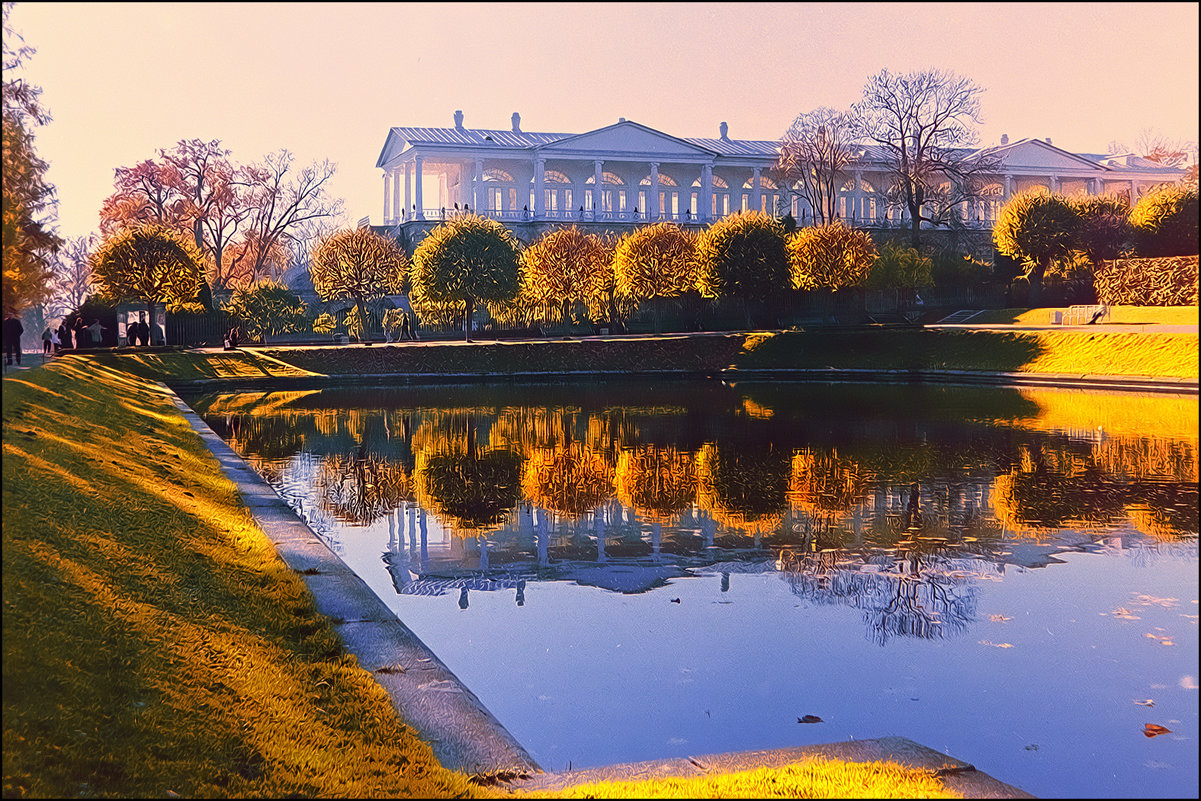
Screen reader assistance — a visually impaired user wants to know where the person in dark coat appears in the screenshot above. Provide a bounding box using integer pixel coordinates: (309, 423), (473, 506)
(3, 316), (23, 365)
(58, 322), (72, 350)
(74, 317), (90, 349)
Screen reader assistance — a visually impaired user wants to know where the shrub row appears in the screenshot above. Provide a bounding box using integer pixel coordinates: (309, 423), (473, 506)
(1094, 255), (1200, 306)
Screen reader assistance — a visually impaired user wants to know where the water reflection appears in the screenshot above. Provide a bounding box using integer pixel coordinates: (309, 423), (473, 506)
(193, 381), (1198, 647)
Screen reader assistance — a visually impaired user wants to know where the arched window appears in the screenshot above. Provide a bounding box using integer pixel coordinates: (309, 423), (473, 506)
(544, 170), (571, 184)
(484, 168), (513, 182)
(585, 172), (626, 185)
(639, 173), (678, 186)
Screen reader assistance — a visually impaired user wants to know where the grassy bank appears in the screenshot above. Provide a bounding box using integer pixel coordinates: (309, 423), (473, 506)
(90, 327), (1199, 384)
(3, 357), (963, 797)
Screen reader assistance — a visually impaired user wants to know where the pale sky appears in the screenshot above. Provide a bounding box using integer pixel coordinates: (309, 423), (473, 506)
(8, 1), (1199, 242)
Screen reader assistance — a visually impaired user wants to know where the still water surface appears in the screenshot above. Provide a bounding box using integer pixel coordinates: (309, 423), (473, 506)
(189, 381), (1199, 798)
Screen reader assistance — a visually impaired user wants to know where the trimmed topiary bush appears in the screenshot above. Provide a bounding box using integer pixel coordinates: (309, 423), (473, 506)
(1130, 183), (1199, 258)
(787, 222), (877, 290)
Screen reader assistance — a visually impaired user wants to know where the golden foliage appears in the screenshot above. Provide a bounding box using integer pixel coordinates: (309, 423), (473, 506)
(612, 222), (699, 301)
(310, 227), (407, 304)
(695, 210), (790, 300)
(694, 443), (789, 534)
(521, 445), (615, 518)
(789, 449), (867, 515)
(318, 453), (410, 526)
(613, 445), (697, 522)
(409, 214), (522, 312)
(90, 223), (206, 308)
(520, 226), (614, 320)
(788, 222), (877, 290)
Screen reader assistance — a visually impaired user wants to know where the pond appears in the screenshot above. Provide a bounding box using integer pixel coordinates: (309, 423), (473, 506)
(187, 380), (1199, 798)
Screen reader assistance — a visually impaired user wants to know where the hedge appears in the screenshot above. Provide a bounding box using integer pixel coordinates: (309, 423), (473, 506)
(1093, 255), (1199, 306)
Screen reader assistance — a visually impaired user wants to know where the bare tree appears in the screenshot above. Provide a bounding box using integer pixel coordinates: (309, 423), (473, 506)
(53, 234), (95, 312)
(776, 106), (860, 226)
(239, 150), (344, 282)
(855, 68), (1000, 247)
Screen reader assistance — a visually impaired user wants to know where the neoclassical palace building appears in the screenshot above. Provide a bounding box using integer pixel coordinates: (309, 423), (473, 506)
(374, 111), (1186, 236)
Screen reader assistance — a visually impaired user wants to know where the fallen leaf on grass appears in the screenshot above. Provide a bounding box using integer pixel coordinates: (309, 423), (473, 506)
(1143, 724), (1171, 738)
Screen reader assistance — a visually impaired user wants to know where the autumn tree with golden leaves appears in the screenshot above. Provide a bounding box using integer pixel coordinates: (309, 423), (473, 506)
(787, 222), (877, 290)
(90, 223), (207, 325)
(409, 214), (522, 341)
(696, 210), (790, 327)
(310, 227), (407, 339)
(612, 222), (698, 333)
(519, 226), (614, 327)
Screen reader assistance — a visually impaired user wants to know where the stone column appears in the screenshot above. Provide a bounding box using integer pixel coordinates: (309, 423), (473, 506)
(852, 170), (864, 224)
(533, 158), (546, 218)
(414, 156), (424, 220)
(701, 164), (713, 222)
(592, 160), (603, 220)
(649, 162), (660, 220)
(392, 169), (402, 224)
(1003, 174), (1012, 202)
(382, 173), (391, 224)
(404, 161), (412, 221)
(751, 167), (762, 214)
(473, 159), (484, 214)
(1049, 175), (1059, 193)
(1092, 177), (1104, 196)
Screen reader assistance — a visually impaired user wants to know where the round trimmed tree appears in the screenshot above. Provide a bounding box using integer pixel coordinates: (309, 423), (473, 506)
(696, 210), (790, 328)
(1130, 183), (1199, 257)
(1067, 193), (1132, 265)
(992, 188), (1078, 304)
(520, 226), (613, 328)
(787, 222), (877, 291)
(310, 227), (408, 341)
(612, 222), (698, 332)
(410, 214), (522, 341)
(91, 223), (206, 329)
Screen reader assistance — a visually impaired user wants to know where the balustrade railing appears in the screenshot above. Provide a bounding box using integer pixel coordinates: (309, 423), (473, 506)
(385, 208), (993, 229)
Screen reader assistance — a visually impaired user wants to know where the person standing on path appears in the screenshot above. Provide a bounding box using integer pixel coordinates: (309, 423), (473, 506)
(42, 326), (53, 355)
(58, 321), (72, 350)
(74, 317), (89, 349)
(3, 315), (23, 365)
(50, 326), (61, 355)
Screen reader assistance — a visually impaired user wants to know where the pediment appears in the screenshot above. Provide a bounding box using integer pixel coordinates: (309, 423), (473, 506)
(539, 121), (716, 159)
(376, 129), (409, 169)
(995, 140), (1104, 172)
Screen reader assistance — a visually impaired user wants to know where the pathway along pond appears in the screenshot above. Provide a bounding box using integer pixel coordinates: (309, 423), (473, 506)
(187, 380), (1199, 798)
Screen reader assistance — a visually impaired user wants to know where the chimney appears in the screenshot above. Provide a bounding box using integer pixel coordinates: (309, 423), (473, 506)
(454, 110), (464, 130)
(511, 112), (521, 133)
(1045, 137), (1052, 145)
(719, 121), (729, 141)
(1000, 133), (1009, 145)
(618, 117), (626, 123)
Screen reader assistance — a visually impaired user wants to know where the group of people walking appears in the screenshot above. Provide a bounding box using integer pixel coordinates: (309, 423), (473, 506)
(3, 313), (162, 367)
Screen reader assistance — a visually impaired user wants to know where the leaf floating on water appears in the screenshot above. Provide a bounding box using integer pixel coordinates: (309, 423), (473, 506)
(989, 614), (1013, 623)
(797, 715), (823, 724)
(1111, 607), (1141, 620)
(979, 640), (1014, 648)
(670, 598), (681, 604)
(1143, 724), (1172, 738)
(1133, 699), (1155, 707)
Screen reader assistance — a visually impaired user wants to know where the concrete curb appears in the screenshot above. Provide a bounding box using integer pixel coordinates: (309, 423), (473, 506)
(156, 381), (542, 778)
(166, 367), (1197, 394)
(513, 736), (1034, 798)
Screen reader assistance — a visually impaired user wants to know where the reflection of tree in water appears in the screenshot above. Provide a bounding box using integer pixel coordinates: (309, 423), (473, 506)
(695, 442), (790, 534)
(217, 413), (305, 463)
(777, 540), (981, 646)
(318, 447), (410, 526)
(521, 445), (614, 518)
(992, 443), (1187, 540)
(614, 445), (697, 523)
(413, 419), (522, 534)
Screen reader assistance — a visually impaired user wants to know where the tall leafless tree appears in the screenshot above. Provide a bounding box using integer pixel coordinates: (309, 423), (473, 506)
(53, 234), (95, 312)
(776, 106), (860, 226)
(855, 68), (1000, 248)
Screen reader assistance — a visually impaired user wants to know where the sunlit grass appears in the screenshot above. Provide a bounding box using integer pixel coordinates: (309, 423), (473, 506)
(965, 305), (1198, 326)
(527, 757), (961, 798)
(2, 359), (475, 798)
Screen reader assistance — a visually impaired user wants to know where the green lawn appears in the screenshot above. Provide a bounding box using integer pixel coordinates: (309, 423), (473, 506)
(962, 305), (1198, 326)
